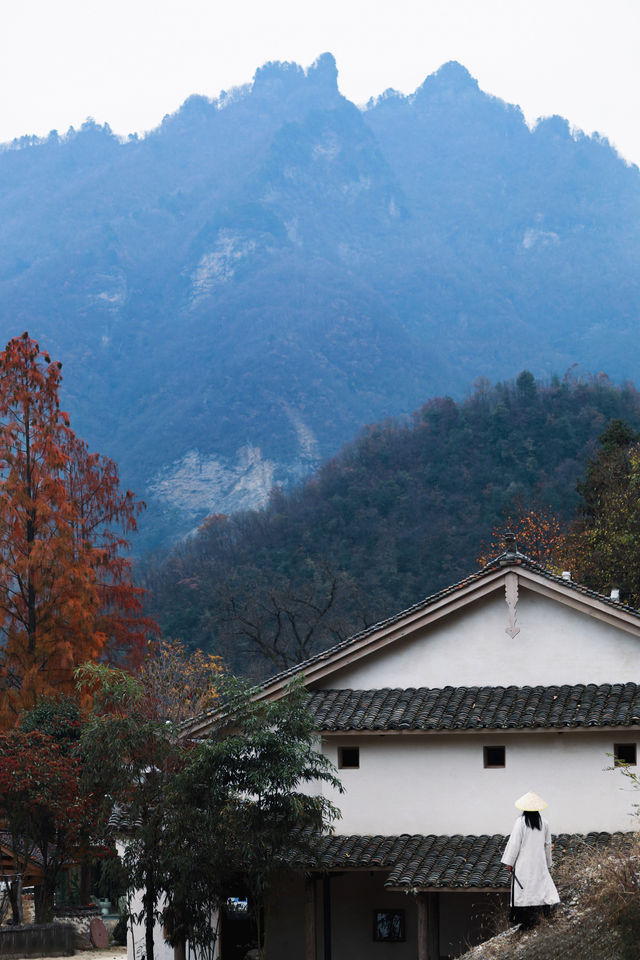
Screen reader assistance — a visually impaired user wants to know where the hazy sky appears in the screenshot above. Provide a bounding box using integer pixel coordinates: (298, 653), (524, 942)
(3, 0), (639, 163)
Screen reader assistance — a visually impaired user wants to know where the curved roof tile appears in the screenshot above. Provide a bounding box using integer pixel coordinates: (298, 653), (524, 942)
(285, 831), (631, 890)
(307, 683), (640, 731)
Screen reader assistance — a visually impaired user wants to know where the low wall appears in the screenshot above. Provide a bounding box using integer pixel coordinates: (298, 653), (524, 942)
(0, 922), (74, 957)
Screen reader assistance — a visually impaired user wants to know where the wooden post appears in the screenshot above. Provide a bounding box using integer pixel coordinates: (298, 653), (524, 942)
(417, 893), (440, 960)
(304, 877), (317, 960)
(427, 893), (440, 960)
(417, 894), (429, 960)
(322, 875), (332, 960)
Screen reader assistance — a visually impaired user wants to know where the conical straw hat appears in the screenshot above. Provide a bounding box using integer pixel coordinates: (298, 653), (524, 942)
(515, 791), (547, 811)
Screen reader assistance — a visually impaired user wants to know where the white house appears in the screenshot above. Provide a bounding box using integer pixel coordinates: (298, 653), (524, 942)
(152, 538), (640, 959)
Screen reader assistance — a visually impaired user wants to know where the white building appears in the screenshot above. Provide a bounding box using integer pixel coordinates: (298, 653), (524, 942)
(164, 539), (640, 959)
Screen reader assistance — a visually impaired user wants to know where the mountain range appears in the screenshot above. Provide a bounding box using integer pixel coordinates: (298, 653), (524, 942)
(2, 53), (639, 548)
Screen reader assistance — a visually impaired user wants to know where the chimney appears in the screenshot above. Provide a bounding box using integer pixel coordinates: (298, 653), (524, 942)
(562, 571), (571, 581)
(611, 588), (620, 602)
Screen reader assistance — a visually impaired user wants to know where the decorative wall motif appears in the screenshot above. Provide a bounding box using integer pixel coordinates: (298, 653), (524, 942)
(505, 572), (520, 638)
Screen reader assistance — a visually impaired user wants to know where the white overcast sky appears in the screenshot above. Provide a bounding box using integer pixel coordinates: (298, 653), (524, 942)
(2, 0), (639, 164)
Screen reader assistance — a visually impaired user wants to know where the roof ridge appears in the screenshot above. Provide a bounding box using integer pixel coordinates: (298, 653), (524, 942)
(257, 555), (640, 693)
(312, 681), (635, 693)
(183, 557), (640, 735)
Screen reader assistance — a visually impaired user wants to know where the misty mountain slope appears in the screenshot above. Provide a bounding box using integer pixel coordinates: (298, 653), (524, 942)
(147, 374), (640, 675)
(0, 54), (639, 548)
(364, 63), (640, 374)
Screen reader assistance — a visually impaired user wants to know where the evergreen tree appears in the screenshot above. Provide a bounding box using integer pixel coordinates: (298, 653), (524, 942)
(569, 421), (640, 604)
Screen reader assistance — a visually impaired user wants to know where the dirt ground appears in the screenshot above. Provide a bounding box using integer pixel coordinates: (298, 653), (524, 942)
(42, 948), (127, 960)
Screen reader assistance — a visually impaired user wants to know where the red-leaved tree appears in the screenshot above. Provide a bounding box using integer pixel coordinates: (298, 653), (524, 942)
(476, 499), (568, 571)
(0, 333), (155, 723)
(0, 728), (98, 922)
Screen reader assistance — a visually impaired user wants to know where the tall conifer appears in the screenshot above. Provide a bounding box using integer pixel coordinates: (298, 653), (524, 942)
(0, 333), (153, 721)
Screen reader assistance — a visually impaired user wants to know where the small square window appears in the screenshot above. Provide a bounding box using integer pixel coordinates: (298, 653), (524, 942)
(338, 746), (360, 769)
(614, 743), (637, 766)
(484, 745), (505, 768)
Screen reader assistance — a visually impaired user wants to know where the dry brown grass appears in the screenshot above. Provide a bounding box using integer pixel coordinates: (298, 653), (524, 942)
(459, 835), (640, 960)
(460, 909), (622, 960)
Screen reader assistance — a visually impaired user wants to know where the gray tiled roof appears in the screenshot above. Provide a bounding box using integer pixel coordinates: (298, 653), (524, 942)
(107, 804), (144, 835)
(259, 549), (640, 693)
(307, 683), (640, 732)
(287, 831), (629, 890)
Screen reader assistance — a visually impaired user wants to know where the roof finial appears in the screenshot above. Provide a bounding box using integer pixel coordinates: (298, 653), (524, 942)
(504, 531), (517, 556)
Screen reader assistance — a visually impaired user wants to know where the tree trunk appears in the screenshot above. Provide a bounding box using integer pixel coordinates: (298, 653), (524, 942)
(250, 889), (265, 960)
(145, 908), (155, 960)
(24, 408), (37, 658)
(80, 863), (91, 904)
(34, 876), (55, 923)
(8, 876), (22, 924)
(143, 878), (156, 960)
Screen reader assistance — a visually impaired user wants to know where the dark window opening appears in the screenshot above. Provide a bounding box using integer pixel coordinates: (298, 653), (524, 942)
(484, 745), (506, 768)
(614, 743), (637, 766)
(338, 746), (360, 769)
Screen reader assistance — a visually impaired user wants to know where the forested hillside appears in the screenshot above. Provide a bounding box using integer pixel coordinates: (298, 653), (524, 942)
(146, 374), (640, 677)
(2, 55), (640, 548)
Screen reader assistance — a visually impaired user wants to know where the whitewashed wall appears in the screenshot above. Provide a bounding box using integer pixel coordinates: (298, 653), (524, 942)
(126, 886), (174, 960)
(320, 730), (639, 835)
(325, 587), (640, 689)
(125, 882), (220, 960)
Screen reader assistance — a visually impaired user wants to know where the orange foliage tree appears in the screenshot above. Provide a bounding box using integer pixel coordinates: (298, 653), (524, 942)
(477, 500), (568, 571)
(0, 333), (154, 723)
(139, 638), (223, 723)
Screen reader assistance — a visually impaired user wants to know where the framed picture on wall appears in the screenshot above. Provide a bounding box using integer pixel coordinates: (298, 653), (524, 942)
(373, 908), (406, 942)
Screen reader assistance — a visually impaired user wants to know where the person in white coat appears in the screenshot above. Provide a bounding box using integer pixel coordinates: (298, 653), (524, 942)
(501, 791), (560, 929)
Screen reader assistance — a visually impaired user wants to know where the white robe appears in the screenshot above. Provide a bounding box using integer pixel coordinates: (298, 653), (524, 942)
(501, 815), (560, 907)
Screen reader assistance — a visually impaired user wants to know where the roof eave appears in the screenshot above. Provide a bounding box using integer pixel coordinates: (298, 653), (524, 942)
(317, 723), (640, 735)
(384, 883), (506, 893)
